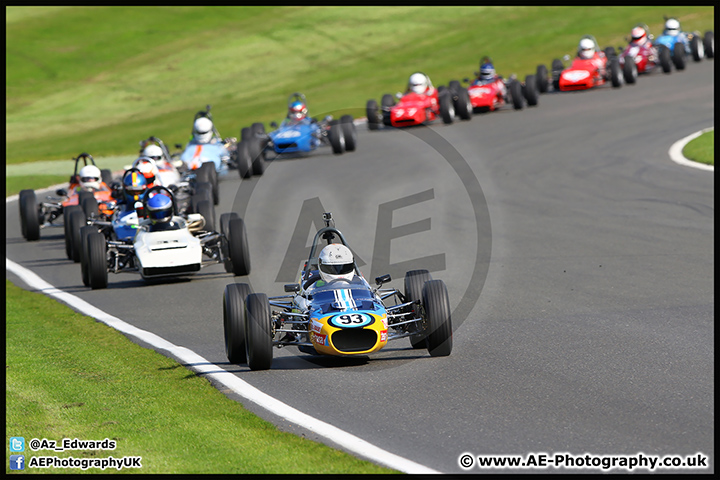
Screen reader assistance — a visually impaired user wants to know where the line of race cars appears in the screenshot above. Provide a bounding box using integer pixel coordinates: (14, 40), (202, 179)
(17, 16), (712, 370)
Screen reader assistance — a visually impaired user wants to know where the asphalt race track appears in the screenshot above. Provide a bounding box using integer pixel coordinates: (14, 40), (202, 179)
(6, 60), (714, 474)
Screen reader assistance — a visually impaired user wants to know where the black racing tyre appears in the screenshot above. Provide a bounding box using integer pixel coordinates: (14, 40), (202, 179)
(404, 269), (432, 349)
(236, 140), (253, 178)
(422, 279), (453, 357)
(622, 58), (637, 84)
(198, 163), (218, 205)
(536, 64), (549, 93)
(87, 232), (108, 290)
(366, 99), (380, 130)
(19, 189), (41, 241)
(703, 31), (714, 59)
(673, 42), (686, 70)
(509, 79), (524, 110)
(195, 199), (215, 233)
(381, 94), (395, 126)
(251, 147), (266, 176)
(455, 88), (472, 120)
(439, 90), (455, 124)
(524, 74), (539, 106)
(80, 225), (96, 287)
(250, 123), (267, 162)
(658, 45), (672, 73)
(195, 163), (210, 184)
(251, 122), (265, 136)
(219, 212), (240, 273)
(81, 195), (98, 218)
(448, 80), (462, 97)
(101, 169), (113, 186)
(68, 209), (87, 263)
(63, 205), (83, 258)
(604, 46), (617, 59)
(340, 114), (357, 151)
(610, 56), (623, 88)
(245, 293), (273, 370)
(328, 120), (346, 154)
(228, 217), (251, 276)
(690, 34), (704, 62)
(551, 58), (564, 90)
(240, 126), (251, 142)
(224, 282), (253, 364)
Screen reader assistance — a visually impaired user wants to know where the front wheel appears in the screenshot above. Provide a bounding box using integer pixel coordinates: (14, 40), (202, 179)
(236, 140), (252, 178)
(422, 279), (452, 357)
(455, 88), (472, 120)
(228, 217), (250, 276)
(609, 57), (623, 88)
(245, 293), (273, 370)
(622, 58), (637, 84)
(536, 64), (549, 93)
(86, 232), (108, 290)
(366, 99), (380, 130)
(328, 120), (346, 154)
(509, 79), (524, 110)
(63, 205), (83, 258)
(658, 45), (672, 73)
(703, 31), (714, 59)
(68, 209), (87, 263)
(80, 225), (96, 287)
(673, 42), (686, 70)
(404, 269), (432, 349)
(224, 283), (253, 364)
(524, 74), (539, 106)
(690, 34), (704, 62)
(340, 114), (357, 151)
(438, 90), (455, 124)
(19, 189), (41, 241)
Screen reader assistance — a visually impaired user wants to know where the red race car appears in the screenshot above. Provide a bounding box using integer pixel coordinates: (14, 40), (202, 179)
(18, 153), (116, 251)
(552, 35), (623, 91)
(617, 23), (673, 81)
(366, 72), (468, 129)
(450, 57), (539, 112)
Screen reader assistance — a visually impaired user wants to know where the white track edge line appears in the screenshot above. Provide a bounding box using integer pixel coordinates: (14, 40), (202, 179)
(668, 127), (714, 171)
(5, 257), (441, 474)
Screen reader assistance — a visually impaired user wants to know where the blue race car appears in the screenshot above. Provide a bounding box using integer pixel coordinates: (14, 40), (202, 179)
(235, 93), (357, 177)
(653, 17), (714, 70)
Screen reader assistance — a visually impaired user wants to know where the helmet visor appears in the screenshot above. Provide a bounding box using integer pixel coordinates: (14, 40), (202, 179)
(148, 208), (172, 222)
(320, 262), (355, 276)
(81, 176), (99, 183)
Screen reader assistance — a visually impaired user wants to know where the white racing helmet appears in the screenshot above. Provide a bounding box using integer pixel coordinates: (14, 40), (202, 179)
(578, 38), (596, 59)
(408, 72), (429, 94)
(193, 117), (214, 144)
(318, 244), (355, 283)
(142, 144), (164, 163)
(78, 165), (102, 191)
(631, 26), (648, 45)
(664, 18), (680, 36)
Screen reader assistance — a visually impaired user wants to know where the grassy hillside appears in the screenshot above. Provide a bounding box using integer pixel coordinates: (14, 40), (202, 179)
(6, 6), (714, 165)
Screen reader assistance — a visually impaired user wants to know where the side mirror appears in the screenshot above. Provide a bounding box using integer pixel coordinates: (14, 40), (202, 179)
(375, 274), (391, 286)
(56, 188), (68, 197)
(284, 284), (300, 293)
(270, 121), (278, 128)
(562, 54), (571, 62)
(395, 92), (403, 99)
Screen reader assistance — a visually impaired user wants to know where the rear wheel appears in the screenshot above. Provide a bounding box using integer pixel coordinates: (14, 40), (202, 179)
(439, 90), (455, 124)
(81, 195), (98, 218)
(673, 42), (686, 70)
(703, 31), (714, 59)
(228, 217), (251, 276)
(658, 45), (672, 73)
(523, 74), (539, 106)
(422, 279), (453, 357)
(245, 293), (273, 370)
(224, 283), (253, 364)
(198, 163), (218, 205)
(690, 34), (704, 62)
(195, 199), (215, 233)
(622, 58), (637, 84)
(63, 205), (83, 258)
(328, 120), (346, 154)
(536, 64), (549, 93)
(366, 99), (380, 130)
(509, 79), (524, 110)
(87, 232), (108, 290)
(236, 140), (252, 178)
(80, 225), (96, 287)
(68, 209), (87, 263)
(551, 58), (564, 91)
(404, 269), (432, 349)
(19, 189), (41, 241)
(340, 114), (357, 151)
(101, 169), (113, 186)
(219, 212), (239, 273)
(191, 182), (213, 213)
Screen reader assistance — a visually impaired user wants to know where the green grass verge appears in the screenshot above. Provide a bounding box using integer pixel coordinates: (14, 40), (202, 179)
(6, 6), (714, 168)
(682, 130), (714, 166)
(5, 280), (397, 474)
(6, 175), (70, 198)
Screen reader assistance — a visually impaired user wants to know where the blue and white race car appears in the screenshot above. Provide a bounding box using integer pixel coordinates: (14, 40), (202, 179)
(235, 93), (357, 178)
(653, 17), (714, 70)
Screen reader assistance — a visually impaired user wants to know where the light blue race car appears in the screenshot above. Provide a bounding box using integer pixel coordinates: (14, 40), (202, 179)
(234, 93), (357, 178)
(179, 105), (235, 177)
(653, 17), (714, 70)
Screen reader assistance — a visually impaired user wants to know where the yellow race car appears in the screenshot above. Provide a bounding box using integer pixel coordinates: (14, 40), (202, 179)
(223, 212), (452, 370)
